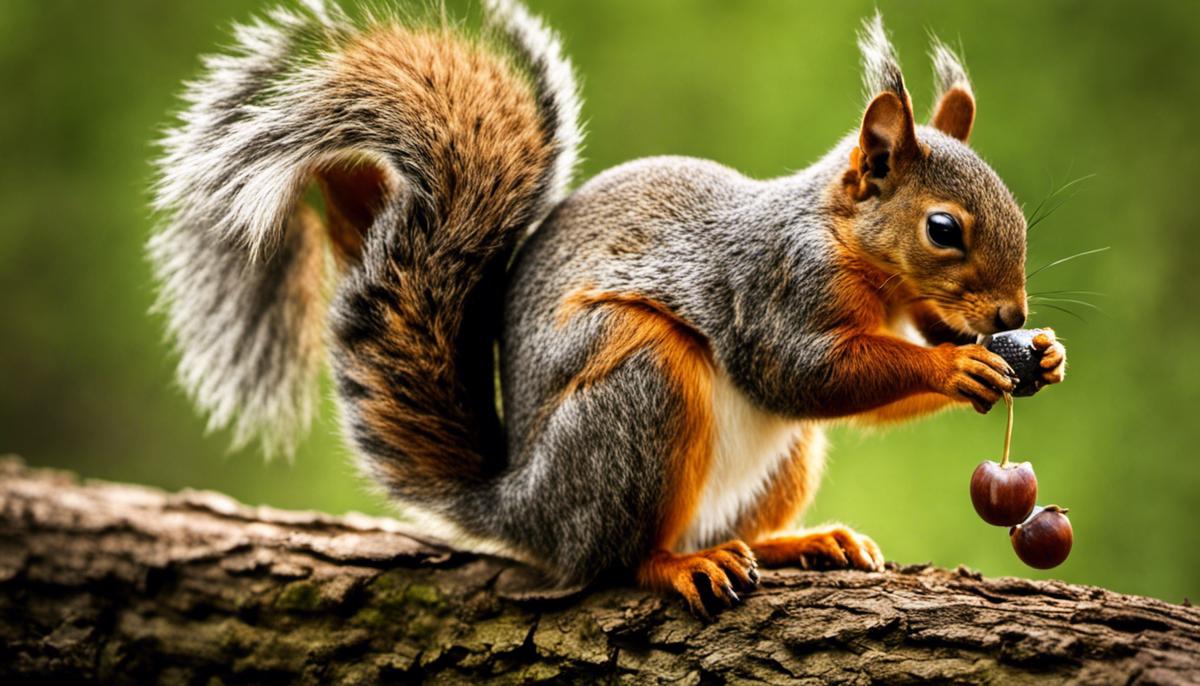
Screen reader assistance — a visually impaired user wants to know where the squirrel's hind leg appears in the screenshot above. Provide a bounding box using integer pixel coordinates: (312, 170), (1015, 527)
(490, 336), (720, 591)
(536, 288), (759, 617)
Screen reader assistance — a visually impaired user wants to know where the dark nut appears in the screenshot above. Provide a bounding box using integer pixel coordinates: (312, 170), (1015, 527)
(983, 328), (1051, 397)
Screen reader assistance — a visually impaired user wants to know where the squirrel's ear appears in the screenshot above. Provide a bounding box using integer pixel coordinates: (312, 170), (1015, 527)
(848, 14), (921, 199)
(856, 92), (919, 177)
(931, 88), (974, 142)
(929, 38), (975, 142)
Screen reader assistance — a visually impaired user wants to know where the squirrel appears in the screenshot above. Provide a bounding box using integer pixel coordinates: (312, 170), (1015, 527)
(150, 0), (1067, 618)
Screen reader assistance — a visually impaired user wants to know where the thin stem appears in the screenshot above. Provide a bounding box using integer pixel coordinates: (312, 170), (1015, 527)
(1001, 393), (1014, 468)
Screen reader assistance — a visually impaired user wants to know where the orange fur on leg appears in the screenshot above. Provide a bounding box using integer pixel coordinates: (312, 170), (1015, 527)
(558, 288), (717, 553)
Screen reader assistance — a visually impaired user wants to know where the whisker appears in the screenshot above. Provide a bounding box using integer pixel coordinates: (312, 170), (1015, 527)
(1047, 172), (1097, 198)
(1026, 246), (1110, 282)
(1025, 200), (1048, 230)
(1032, 302), (1087, 323)
(1025, 173), (1096, 230)
(882, 275), (908, 301)
(1028, 289), (1107, 297)
(1029, 296), (1105, 313)
(1024, 182), (1056, 228)
(1027, 195), (1076, 232)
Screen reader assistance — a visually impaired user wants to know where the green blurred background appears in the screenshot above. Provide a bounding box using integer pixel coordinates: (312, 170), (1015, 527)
(3, 0), (1197, 603)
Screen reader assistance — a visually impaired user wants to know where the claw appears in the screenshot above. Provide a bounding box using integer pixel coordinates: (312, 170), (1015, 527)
(640, 542), (759, 620)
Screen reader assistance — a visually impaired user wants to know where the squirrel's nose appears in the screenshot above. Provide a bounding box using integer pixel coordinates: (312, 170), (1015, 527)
(995, 304), (1027, 331)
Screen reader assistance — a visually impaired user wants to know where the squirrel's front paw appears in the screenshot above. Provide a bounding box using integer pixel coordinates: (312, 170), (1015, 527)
(1032, 329), (1067, 387)
(638, 541), (759, 620)
(751, 525), (884, 572)
(937, 343), (1016, 413)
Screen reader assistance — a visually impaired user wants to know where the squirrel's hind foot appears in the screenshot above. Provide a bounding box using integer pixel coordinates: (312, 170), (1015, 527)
(752, 525), (884, 572)
(638, 540), (759, 621)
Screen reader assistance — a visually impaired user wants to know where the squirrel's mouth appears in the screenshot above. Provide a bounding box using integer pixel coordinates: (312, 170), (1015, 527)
(964, 314), (1012, 337)
(923, 294), (1010, 339)
(961, 317), (1005, 338)
(923, 300), (995, 342)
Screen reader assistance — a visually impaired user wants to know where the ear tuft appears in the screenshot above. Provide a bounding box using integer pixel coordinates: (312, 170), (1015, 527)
(849, 14), (920, 200)
(930, 37), (972, 99)
(929, 37), (975, 141)
(858, 12), (907, 102)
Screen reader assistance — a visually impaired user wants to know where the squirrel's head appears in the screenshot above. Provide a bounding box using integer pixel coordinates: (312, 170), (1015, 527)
(839, 15), (1027, 336)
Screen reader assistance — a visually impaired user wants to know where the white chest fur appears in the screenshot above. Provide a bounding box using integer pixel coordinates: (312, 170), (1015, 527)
(678, 370), (806, 552)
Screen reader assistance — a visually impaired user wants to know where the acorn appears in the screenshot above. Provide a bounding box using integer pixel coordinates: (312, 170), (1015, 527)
(1010, 505), (1073, 569)
(983, 328), (1051, 397)
(970, 460), (1037, 526)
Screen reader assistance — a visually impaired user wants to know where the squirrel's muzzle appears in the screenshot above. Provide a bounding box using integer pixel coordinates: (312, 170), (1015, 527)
(995, 304), (1027, 332)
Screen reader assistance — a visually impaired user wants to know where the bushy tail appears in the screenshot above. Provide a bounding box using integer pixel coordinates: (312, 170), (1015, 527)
(149, 0), (581, 504)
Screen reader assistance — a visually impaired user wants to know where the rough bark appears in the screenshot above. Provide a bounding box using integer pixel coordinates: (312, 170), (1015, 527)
(0, 457), (1196, 685)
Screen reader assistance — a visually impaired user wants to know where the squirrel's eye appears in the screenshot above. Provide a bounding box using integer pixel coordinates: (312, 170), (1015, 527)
(926, 212), (964, 251)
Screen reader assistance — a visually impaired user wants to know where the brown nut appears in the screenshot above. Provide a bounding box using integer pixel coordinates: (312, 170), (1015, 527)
(1010, 505), (1073, 569)
(970, 460), (1038, 526)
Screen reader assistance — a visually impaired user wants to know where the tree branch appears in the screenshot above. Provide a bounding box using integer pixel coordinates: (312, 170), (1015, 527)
(0, 456), (1196, 684)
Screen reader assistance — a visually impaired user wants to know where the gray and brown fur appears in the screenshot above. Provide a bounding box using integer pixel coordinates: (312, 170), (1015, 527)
(153, 5), (1055, 608)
